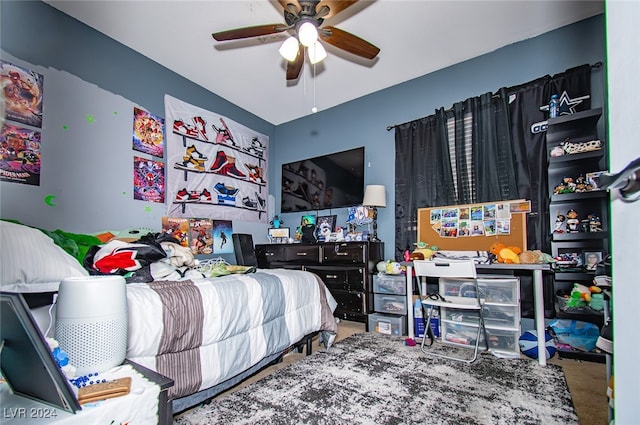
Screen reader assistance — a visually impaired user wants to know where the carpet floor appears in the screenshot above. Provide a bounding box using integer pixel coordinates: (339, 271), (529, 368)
(174, 332), (579, 425)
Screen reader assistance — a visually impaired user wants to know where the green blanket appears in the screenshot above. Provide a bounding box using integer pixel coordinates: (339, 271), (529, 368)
(2, 219), (102, 264)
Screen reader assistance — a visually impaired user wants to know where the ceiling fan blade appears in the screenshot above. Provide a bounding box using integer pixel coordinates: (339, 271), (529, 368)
(212, 24), (285, 41)
(286, 46), (304, 81)
(317, 1), (359, 19)
(278, 0), (301, 14)
(319, 26), (379, 59)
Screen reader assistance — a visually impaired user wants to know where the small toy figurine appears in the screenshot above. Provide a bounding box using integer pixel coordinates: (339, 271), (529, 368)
(566, 209), (580, 233)
(588, 213), (603, 232)
(553, 214), (566, 233)
(575, 174), (588, 192)
(563, 176), (577, 193)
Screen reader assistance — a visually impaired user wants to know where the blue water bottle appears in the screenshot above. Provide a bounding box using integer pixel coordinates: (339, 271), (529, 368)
(549, 94), (559, 118)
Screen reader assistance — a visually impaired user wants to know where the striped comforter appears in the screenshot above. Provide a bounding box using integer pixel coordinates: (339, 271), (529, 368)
(124, 269), (337, 400)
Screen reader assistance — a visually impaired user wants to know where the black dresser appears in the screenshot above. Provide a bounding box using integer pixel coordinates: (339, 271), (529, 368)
(255, 242), (384, 323)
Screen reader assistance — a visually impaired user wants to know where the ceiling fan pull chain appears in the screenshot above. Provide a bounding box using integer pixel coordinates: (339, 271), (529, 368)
(312, 60), (318, 113)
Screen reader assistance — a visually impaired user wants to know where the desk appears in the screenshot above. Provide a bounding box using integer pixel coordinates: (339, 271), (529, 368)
(404, 262), (552, 366)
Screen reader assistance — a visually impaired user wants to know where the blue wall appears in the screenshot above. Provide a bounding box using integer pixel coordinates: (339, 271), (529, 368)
(1, 1), (605, 258)
(274, 15), (605, 259)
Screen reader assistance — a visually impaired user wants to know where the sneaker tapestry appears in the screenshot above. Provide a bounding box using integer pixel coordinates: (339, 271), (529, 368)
(214, 182), (239, 196)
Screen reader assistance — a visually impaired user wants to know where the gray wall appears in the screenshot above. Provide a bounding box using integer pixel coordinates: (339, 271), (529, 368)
(0, 0), (275, 241)
(1, 1), (605, 259)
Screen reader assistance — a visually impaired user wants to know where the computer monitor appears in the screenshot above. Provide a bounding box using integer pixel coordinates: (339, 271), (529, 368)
(0, 291), (81, 413)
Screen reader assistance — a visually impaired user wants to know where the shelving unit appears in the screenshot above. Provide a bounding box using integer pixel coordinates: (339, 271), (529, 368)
(546, 107), (610, 362)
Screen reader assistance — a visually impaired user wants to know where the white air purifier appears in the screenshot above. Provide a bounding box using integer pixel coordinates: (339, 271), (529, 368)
(55, 275), (128, 376)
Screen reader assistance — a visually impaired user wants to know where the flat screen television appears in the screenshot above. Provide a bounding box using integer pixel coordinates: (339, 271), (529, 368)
(281, 147), (365, 213)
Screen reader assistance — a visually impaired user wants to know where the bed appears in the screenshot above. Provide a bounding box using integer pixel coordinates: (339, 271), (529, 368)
(0, 220), (338, 419)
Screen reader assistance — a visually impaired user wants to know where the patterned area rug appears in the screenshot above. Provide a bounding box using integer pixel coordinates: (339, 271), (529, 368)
(174, 332), (579, 425)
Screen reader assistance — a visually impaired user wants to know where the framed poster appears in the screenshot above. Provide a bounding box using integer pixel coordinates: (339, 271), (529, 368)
(316, 215), (337, 241)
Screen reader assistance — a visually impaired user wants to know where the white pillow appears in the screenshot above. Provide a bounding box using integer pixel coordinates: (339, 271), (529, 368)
(1, 221), (89, 293)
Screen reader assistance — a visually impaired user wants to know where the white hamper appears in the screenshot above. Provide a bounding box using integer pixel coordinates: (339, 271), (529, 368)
(55, 275), (128, 376)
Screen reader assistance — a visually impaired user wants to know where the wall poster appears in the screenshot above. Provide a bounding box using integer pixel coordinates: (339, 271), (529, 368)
(164, 95), (268, 222)
(133, 156), (165, 203)
(1, 61), (44, 128)
(0, 123), (41, 185)
(132, 106), (165, 158)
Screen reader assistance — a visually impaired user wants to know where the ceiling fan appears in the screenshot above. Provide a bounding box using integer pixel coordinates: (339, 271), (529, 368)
(212, 0), (380, 81)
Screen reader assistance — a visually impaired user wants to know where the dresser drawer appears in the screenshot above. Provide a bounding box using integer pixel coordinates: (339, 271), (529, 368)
(305, 266), (365, 292)
(321, 243), (366, 264)
(281, 245), (320, 264)
(255, 244), (283, 268)
(331, 289), (366, 315)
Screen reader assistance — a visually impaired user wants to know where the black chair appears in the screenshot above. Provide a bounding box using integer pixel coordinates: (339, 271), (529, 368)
(232, 233), (258, 267)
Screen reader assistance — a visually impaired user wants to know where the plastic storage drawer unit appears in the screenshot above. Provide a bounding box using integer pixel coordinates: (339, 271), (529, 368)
(373, 274), (407, 295)
(440, 304), (518, 329)
(440, 277), (518, 304)
(368, 313), (406, 336)
(373, 294), (407, 314)
(438, 276), (521, 358)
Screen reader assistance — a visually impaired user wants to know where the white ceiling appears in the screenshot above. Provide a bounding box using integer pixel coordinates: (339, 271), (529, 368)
(44, 0), (604, 125)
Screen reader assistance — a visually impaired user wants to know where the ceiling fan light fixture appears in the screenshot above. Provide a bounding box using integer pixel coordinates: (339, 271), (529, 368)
(308, 41), (327, 64)
(279, 36), (299, 62)
(298, 21), (318, 47)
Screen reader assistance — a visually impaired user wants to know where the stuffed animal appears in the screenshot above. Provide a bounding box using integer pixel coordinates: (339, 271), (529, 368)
(519, 250), (555, 264)
(489, 242), (521, 264)
(411, 241), (438, 260)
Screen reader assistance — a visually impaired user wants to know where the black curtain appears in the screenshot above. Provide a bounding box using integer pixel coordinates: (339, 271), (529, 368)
(395, 115), (456, 257)
(394, 92), (519, 259)
(506, 64), (592, 318)
(394, 64), (593, 318)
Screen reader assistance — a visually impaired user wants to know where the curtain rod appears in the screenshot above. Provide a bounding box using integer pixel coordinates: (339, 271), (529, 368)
(385, 61), (603, 132)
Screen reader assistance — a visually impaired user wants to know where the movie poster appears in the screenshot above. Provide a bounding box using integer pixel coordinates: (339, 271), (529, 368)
(212, 220), (233, 254)
(133, 156), (165, 203)
(132, 107), (165, 158)
(1, 61), (44, 128)
(0, 123), (41, 185)
(161, 216), (190, 247)
(189, 218), (213, 255)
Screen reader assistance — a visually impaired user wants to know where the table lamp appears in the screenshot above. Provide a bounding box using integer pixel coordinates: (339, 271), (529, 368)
(363, 185), (386, 242)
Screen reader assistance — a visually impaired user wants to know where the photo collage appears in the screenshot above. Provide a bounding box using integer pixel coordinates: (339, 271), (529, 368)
(429, 201), (529, 238)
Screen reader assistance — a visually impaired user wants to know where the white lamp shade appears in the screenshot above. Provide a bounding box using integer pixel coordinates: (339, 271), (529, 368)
(363, 185), (386, 207)
(308, 41), (327, 64)
(298, 21), (318, 47)
(279, 36), (299, 62)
